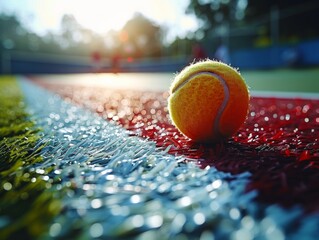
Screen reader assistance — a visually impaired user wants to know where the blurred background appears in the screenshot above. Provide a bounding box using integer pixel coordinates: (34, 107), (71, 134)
(0, 0), (318, 74)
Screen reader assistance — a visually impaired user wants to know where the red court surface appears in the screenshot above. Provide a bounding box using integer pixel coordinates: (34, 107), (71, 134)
(31, 73), (319, 213)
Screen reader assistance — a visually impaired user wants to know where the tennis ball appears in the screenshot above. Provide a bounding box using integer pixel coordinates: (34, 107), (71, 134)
(168, 60), (249, 143)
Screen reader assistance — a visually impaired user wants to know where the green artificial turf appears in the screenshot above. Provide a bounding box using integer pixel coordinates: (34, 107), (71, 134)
(0, 76), (61, 239)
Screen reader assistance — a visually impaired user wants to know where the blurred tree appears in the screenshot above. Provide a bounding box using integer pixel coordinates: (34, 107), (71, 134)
(59, 14), (107, 57)
(187, 0), (319, 50)
(245, 0), (319, 43)
(0, 14), (21, 51)
(186, 0), (249, 50)
(120, 13), (163, 58)
(0, 14), (62, 54)
(186, 0), (243, 37)
(0, 12), (165, 60)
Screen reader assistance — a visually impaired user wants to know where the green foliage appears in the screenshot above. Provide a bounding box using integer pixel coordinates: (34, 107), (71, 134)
(0, 12), (165, 59)
(0, 77), (61, 240)
(0, 14), (61, 54)
(120, 13), (163, 58)
(187, 0), (239, 30)
(187, 0), (319, 46)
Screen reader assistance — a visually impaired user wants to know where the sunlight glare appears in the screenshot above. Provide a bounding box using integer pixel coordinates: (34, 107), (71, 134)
(0, 0), (199, 42)
(67, 0), (136, 32)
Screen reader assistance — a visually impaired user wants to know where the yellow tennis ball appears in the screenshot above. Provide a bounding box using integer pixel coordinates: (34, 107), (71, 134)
(168, 60), (250, 143)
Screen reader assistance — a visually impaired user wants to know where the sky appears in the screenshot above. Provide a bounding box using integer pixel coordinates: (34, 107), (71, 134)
(0, 0), (200, 42)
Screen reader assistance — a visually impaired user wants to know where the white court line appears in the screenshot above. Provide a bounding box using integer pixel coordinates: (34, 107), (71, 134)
(18, 75), (319, 239)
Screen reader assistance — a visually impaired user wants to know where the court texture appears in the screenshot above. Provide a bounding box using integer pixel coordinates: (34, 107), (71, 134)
(1, 68), (319, 239)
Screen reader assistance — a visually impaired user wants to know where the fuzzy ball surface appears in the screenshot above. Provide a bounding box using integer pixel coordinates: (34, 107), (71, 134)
(168, 60), (250, 143)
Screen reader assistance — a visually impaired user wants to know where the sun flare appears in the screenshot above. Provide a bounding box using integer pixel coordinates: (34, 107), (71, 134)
(68, 0), (138, 33)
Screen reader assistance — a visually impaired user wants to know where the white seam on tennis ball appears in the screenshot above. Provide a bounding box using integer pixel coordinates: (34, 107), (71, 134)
(173, 71), (230, 137)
